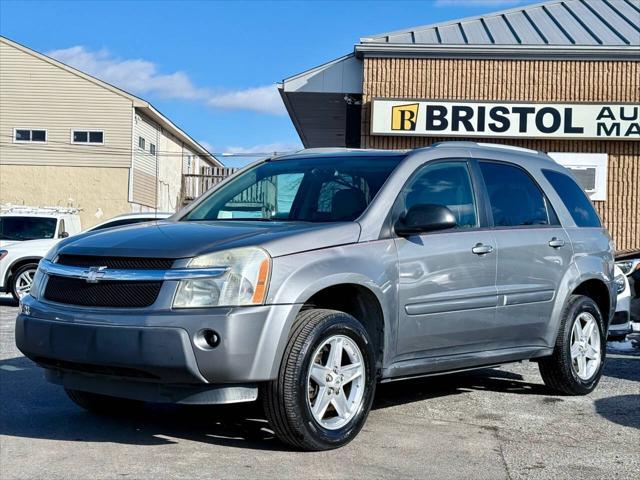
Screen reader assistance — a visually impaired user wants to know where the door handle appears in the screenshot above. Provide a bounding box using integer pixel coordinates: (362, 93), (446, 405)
(548, 237), (566, 248)
(472, 243), (494, 255)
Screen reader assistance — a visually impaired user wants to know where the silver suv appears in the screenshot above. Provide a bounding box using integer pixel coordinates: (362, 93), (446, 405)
(16, 142), (616, 450)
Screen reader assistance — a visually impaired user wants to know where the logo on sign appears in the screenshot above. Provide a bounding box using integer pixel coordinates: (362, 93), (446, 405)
(391, 103), (419, 131)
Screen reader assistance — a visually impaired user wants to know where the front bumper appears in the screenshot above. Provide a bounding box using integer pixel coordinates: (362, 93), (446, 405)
(16, 295), (301, 400)
(608, 311), (632, 338)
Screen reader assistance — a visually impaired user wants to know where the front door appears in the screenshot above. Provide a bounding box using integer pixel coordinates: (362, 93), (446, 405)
(395, 160), (498, 359)
(478, 161), (573, 349)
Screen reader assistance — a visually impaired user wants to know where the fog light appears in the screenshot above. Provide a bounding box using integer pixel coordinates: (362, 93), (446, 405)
(20, 303), (31, 316)
(194, 329), (220, 350)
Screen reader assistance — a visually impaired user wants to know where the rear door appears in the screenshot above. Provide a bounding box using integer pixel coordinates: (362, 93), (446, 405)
(478, 161), (573, 348)
(395, 160), (498, 359)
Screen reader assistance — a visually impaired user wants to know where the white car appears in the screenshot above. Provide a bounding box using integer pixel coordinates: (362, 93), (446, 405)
(0, 207), (82, 300)
(608, 264), (631, 341)
(0, 206), (82, 248)
(0, 211), (171, 301)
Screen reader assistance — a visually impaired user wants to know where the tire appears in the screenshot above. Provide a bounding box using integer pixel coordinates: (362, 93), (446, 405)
(262, 309), (377, 451)
(539, 295), (606, 395)
(10, 263), (39, 302)
(65, 388), (144, 415)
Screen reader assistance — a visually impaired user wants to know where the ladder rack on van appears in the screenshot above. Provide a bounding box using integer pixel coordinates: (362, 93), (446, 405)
(0, 204), (82, 215)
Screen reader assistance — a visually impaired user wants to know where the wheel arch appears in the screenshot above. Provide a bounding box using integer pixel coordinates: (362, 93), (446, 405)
(571, 278), (611, 328)
(546, 260), (614, 348)
(5, 257), (42, 285)
(302, 283), (386, 373)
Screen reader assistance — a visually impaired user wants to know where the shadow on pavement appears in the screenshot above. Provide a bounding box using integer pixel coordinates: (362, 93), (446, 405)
(0, 356), (284, 451)
(373, 367), (550, 411)
(1, 354), (556, 450)
(595, 394), (640, 430)
(0, 295), (18, 308)
(602, 354), (640, 383)
(2, 352), (638, 449)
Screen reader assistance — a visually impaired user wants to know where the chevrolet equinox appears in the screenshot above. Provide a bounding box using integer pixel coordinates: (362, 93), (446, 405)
(16, 142), (616, 450)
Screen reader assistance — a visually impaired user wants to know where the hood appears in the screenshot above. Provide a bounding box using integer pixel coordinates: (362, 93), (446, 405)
(57, 220), (361, 259)
(1, 238), (59, 256)
(0, 240), (19, 248)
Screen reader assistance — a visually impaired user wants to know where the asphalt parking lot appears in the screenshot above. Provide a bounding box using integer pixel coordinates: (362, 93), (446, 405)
(1, 296), (638, 480)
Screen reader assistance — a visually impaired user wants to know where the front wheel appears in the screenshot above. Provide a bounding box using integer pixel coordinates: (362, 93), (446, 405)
(539, 295), (606, 395)
(262, 309), (376, 451)
(11, 263), (39, 301)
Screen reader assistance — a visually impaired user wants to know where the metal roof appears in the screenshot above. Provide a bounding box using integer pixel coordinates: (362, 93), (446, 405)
(360, 0), (640, 48)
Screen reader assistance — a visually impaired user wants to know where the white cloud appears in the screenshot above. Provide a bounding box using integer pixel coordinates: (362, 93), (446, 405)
(197, 140), (215, 153)
(198, 141), (303, 168)
(198, 141), (302, 156)
(222, 142), (302, 155)
(48, 46), (285, 115)
(207, 85), (284, 116)
(434, 0), (527, 6)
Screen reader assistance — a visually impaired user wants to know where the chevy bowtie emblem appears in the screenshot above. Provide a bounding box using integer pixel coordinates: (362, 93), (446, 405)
(85, 266), (108, 283)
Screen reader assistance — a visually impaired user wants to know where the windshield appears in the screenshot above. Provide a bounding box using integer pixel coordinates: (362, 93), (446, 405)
(0, 216), (57, 241)
(183, 156), (404, 222)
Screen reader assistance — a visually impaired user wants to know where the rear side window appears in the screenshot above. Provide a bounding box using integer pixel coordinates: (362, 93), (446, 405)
(542, 169), (601, 227)
(479, 161), (557, 227)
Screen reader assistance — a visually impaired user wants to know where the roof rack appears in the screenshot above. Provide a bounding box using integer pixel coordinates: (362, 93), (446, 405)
(432, 141), (539, 154)
(476, 143), (539, 154)
(0, 204), (82, 215)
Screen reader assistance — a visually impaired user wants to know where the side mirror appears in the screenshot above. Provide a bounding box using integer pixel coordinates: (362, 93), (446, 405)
(58, 231), (69, 239)
(395, 204), (457, 236)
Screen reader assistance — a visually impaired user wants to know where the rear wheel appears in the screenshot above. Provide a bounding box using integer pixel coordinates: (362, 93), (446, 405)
(539, 295), (605, 395)
(11, 263), (38, 301)
(65, 389), (144, 415)
(262, 309), (376, 451)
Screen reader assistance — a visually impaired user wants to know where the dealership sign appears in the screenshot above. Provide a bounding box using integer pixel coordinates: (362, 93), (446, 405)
(371, 100), (640, 140)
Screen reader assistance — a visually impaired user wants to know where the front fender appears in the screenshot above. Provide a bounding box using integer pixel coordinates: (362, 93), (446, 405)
(264, 240), (399, 372)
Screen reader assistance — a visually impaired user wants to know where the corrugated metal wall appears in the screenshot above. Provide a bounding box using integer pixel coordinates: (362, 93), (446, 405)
(361, 58), (640, 251)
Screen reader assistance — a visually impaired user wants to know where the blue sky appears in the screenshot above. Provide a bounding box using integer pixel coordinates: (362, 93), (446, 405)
(0, 0), (529, 166)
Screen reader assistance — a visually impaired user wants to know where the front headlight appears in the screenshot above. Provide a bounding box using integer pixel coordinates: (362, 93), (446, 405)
(28, 263), (46, 301)
(173, 247), (271, 308)
(616, 259), (640, 276)
(614, 274), (626, 295)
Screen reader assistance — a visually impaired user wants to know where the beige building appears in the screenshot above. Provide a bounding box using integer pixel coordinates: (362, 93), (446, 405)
(280, 0), (640, 251)
(0, 36), (221, 228)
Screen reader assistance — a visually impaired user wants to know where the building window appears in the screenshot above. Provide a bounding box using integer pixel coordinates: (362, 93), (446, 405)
(72, 130), (104, 144)
(138, 136), (145, 150)
(548, 153), (608, 202)
(149, 143), (156, 155)
(14, 129), (46, 143)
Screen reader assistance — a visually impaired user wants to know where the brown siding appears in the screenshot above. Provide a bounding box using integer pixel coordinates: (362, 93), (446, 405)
(362, 58), (640, 251)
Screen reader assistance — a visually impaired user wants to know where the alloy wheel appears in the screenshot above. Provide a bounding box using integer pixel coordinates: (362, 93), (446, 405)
(570, 312), (601, 380)
(15, 269), (36, 299)
(306, 335), (366, 430)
